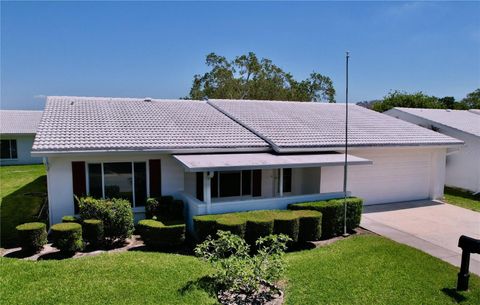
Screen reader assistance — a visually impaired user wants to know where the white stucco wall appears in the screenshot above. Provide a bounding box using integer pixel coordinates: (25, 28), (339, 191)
(321, 147), (447, 205)
(46, 153), (185, 225)
(0, 134), (43, 165)
(385, 109), (479, 192)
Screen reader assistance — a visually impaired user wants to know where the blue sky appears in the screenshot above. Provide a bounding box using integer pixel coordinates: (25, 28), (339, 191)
(1, 1), (479, 110)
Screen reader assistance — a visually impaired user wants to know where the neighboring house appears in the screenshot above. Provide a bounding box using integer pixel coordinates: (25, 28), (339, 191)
(386, 108), (480, 193)
(0, 110), (43, 165)
(32, 96), (463, 226)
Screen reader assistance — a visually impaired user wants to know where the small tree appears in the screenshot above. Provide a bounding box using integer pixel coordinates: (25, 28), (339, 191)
(195, 230), (290, 297)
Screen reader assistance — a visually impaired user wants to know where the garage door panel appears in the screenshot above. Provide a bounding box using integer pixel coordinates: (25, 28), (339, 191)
(347, 149), (432, 205)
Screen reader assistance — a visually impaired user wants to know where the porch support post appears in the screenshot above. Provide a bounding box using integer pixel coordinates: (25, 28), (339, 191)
(279, 168), (284, 197)
(203, 171), (212, 213)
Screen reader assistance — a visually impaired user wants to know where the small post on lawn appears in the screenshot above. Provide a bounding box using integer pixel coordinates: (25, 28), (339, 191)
(457, 235), (480, 291)
(343, 51), (350, 237)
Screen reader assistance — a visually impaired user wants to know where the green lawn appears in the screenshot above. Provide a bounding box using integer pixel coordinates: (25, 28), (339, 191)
(1, 235), (478, 305)
(443, 186), (480, 212)
(0, 164), (47, 247)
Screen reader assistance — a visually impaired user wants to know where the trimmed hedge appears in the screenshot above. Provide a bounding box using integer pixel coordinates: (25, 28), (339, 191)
(78, 197), (134, 244)
(193, 209), (321, 244)
(288, 197), (363, 238)
(138, 219), (185, 248)
(51, 223), (84, 253)
(16, 222), (47, 253)
(62, 216), (80, 223)
(82, 219), (104, 247)
(292, 210), (322, 241)
(273, 213), (299, 242)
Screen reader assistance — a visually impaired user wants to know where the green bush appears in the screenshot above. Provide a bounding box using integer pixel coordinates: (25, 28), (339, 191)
(245, 219), (274, 245)
(193, 209), (322, 244)
(78, 197), (134, 245)
(288, 197), (363, 238)
(51, 223), (83, 253)
(216, 218), (246, 237)
(82, 219), (104, 247)
(193, 215), (218, 242)
(62, 216), (80, 223)
(145, 196), (184, 221)
(273, 213), (299, 242)
(292, 210), (322, 241)
(16, 222), (47, 253)
(138, 219), (185, 248)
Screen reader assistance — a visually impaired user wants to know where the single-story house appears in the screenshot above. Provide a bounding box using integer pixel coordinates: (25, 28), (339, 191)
(386, 108), (480, 193)
(32, 96), (463, 227)
(0, 110), (43, 165)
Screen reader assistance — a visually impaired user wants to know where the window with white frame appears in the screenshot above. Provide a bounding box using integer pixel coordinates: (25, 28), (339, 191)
(278, 168), (292, 193)
(0, 139), (17, 159)
(87, 162), (147, 207)
(211, 170), (252, 198)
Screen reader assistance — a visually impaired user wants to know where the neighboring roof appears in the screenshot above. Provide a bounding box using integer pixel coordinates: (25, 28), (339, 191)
(32, 96), (269, 153)
(468, 109), (480, 115)
(390, 108), (480, 138)
(0, 110), (43, 134)
(173, 152), (372, 172)
(209, 99), (463, 152)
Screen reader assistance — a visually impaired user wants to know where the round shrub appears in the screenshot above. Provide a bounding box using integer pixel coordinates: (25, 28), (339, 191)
(193, 216), (218, 242)
(62, 215), (80, 223)
(292, 210), (322, 241)
(16, 222), (47, 253)
(51, 223), (83, 253)
(138, 219), (185, 248)
(216, 218), (246, 238)
(245, 218), (274, 245)
(78, 197), (134, 245)
(273, 213), (299, 242)
(82, 219), (104, 247)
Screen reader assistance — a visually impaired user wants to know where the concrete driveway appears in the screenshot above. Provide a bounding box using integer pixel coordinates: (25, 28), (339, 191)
(361, 200), (480, 275)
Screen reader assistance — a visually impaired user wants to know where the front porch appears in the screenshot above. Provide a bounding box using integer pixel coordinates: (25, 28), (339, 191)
(173, 152), (372, 230)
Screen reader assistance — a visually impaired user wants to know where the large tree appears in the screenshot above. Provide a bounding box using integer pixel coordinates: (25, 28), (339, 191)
(187, 52), (336, 102)
(459, 88), (480, 109)
(371, 91), (444, 112)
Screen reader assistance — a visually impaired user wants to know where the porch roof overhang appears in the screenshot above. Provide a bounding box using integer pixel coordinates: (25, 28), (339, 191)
(173, 152), (372, 172)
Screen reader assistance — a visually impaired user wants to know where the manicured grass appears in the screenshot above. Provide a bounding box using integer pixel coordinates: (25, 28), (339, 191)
(0, 164), (47, 247)
(1, 235), (478, 305)
(443, 186), (480, 212)
(284, 235), (479, 305)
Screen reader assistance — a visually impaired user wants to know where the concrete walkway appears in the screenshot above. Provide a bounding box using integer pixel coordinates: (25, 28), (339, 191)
(361, 200), (480, 275)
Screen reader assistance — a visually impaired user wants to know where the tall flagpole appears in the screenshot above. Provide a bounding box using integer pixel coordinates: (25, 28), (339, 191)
(343, 51), (350, 237)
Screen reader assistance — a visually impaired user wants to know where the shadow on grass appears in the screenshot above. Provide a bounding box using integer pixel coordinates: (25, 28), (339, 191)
(128, 244), (193, 255)
(179, 275), (218, 299)
(441, 288), (468, 303)
(3, 249), (36, 259)
(38, 251), (75, 260)
(0, 176), (47, 248)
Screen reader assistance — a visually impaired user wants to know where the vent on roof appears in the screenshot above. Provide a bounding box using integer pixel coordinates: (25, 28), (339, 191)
(144, 97), (152, 102)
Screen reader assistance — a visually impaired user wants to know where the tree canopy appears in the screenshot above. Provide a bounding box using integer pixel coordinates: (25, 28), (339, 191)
(187, 52), (336, 102)
(369, 89), (480, 112)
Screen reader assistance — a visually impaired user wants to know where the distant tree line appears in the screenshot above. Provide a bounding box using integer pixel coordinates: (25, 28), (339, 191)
(187, 52), (336, 103)
(358, 89), (480, 112)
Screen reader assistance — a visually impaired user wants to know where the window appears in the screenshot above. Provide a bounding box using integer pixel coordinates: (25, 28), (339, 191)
(278, 168), (292, 193)
(1, 140), (17, 159)
(211, 170), (252, 198)
(87, 162), (147, 207)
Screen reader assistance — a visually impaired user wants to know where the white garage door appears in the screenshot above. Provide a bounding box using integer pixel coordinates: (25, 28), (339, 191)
(346, 149), (432, 205)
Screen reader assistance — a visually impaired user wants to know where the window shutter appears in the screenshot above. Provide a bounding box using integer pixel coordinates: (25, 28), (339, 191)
(149, 159), (161, 198)
(196, 172), (204, 201)
(252, 169), (262, 197)
(71, 161), (86, 213)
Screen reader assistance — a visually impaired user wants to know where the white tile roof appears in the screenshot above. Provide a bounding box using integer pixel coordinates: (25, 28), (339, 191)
(209, 99), (463, 152)
(32, 96), (269, 153)
(392, 108), (480, 138)
(0, 110), (43, 134)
